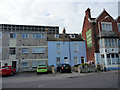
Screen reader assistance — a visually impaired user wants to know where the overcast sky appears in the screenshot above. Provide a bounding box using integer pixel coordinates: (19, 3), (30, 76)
(0, 0), (119, 33)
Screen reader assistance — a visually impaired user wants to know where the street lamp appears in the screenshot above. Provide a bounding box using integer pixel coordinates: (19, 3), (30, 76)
(98, 16), (109, 71)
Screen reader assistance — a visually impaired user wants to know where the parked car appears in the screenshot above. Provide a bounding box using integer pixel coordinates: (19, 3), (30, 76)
(37, 64), (48, 74)
(0, 66), (16, 76)
(57, 64), (71, 73)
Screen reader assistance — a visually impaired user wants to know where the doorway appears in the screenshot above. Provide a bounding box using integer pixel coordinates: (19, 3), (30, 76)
(12, 61), (17, 69)
(81, 57), (84, 64)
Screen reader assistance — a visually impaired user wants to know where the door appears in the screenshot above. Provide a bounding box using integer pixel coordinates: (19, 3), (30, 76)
(12, 61), (16, 69)
(81, 57), (84, 64)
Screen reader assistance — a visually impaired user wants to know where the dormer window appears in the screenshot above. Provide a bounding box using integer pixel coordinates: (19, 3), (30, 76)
(55, 34), (59, 38)
(101, 22), (112, 31)
(70, 34), (75, 38)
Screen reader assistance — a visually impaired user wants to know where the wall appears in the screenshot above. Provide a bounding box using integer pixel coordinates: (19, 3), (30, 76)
(48, 41), (87, 68)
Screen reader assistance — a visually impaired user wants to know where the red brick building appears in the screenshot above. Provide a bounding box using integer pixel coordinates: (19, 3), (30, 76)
(82, 8), (120, 70)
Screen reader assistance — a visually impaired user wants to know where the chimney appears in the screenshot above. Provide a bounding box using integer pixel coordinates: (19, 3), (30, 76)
(85, 8), (91, 18)
(63, 27), (66, 34)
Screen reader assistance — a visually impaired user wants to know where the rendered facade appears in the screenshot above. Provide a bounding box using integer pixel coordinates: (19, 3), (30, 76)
(48, 29), (87, 68)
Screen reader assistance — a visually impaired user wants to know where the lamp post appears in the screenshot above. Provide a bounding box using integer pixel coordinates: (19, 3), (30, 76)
(98, 16), (109, 71)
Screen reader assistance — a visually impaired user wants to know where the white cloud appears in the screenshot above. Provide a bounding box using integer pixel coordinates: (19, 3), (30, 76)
(0, 0), (118, 33)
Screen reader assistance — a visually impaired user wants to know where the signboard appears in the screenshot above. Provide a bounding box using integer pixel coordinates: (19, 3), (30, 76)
(86, 29), (92, 48)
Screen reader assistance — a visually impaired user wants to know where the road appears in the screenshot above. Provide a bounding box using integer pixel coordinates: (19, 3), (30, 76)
(1, 71), (119, 88)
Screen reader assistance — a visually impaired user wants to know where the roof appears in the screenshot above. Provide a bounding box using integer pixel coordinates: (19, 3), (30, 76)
(47, 34), (84, 41)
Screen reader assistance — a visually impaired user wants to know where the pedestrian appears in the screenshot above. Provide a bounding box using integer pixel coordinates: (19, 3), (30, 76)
(51, 65), (55, 76)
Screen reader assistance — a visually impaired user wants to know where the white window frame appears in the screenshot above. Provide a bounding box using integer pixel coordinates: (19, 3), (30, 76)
(70, 34), (75, 38)
(9, 47), (16, 55)
(22, 48), (28, 53)
(0, 32), (2, 39)
(32, 47), (45, 53)
(32, 33), (45, 39)
(0, 47), (2, 54)
(74, 43), (78, 52)
(74, 57), (78, 65)
(56, 43), (61, 52)
(21, 61), (28, 67)
(10, 33), (16, 39)
(56, 57), (61, 65)
(101, 22), (112, 31)
(22, 33), (29, 39)
(117, 23), (120, 32)
(55, 34), (59, 38)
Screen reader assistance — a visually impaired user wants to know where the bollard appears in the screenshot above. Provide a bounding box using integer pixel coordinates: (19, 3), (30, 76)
(51, 66), (55, 76)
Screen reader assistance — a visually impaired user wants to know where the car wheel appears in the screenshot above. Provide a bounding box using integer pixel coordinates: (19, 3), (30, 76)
(10, 72), (13, 76)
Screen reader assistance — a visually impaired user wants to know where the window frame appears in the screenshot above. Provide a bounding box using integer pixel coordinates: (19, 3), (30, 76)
(22, 33), (29, 39)
(101, 22), (112, 31)
(9, 47), (16, 55)
(32, 33), (45, 39)
(32, 47), (45, 53)
(22, 48), (29, 53)
(0, 32), (2, 39)
(10, 33), (16, 39)
(21, 61), (28, 67)
(74, 43), (78, 52)
(56, 43), (61, 52)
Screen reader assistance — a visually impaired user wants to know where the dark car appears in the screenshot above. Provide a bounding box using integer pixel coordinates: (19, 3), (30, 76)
(57, 64), (71, 73)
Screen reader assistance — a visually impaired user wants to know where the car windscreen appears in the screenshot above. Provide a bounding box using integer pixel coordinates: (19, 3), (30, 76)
(2, 67), (9, 69)
(38, 65), (46, 66)
(62, 64), (70, 67)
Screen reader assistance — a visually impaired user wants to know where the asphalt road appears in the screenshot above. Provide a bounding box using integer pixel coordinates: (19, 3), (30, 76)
(2, 71), (119, 88)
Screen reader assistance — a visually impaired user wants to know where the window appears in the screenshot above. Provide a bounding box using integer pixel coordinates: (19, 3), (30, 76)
(115, 39), (117, 47)
(22, 48), (28, 53)
(101, 22), (112, 31)
(107, 54), (110, 58)
(74, 57), (78, 65)
(56, 43), (61, 52)
(105, 39), (108, 47)
(74, 43), (78, 52)
(0, 48), (2, 54)
(70, 34), (75, 38)
(56, 57), (60, 65)
(118, 23), (120, 32)
(21, 61), (28, 67)
(119, 40), (120, 47)
(22, 33), (29, 39)
(107, 59), (111, 65)
(0, 32), (2, 39)
(32, 47), (45, 53)
(112, 39), (114, 47)
(108, 39), (111, 47)
(55, 34), (59, 38)
(10, 33), (16, 39)
(32, 60), (45, 67)
(9, 47), (16, 55)
(32, 33), (45, 39)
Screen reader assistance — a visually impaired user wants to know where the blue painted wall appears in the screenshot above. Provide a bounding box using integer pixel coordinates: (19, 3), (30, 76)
(48, 41), (87, 68)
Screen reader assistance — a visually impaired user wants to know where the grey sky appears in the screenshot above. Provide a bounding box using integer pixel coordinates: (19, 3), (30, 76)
(0, 0), (119, 33)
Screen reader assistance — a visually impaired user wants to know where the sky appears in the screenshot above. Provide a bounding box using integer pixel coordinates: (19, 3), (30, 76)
(0, 0), (119, 34)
